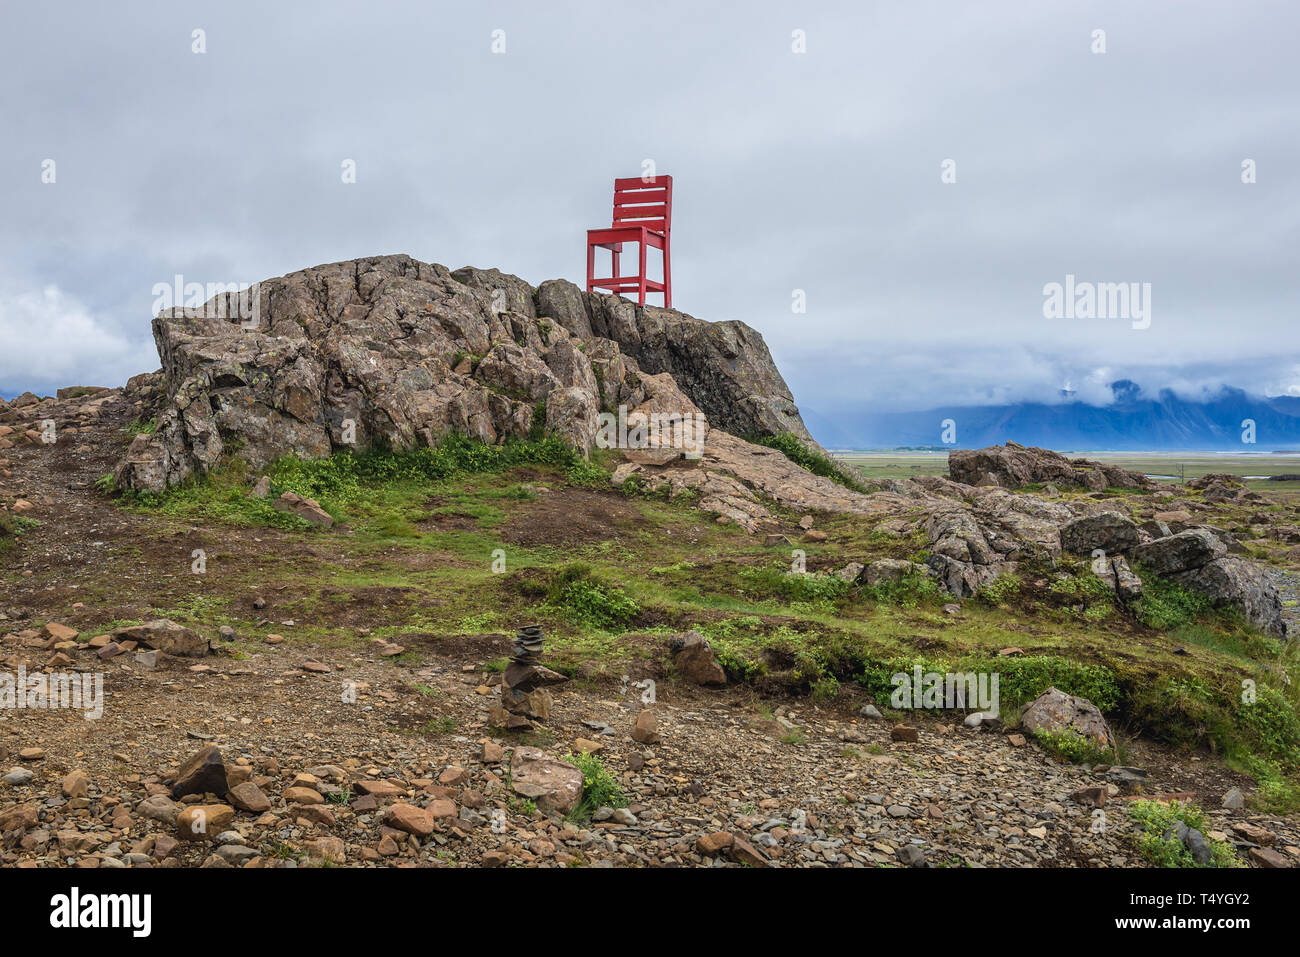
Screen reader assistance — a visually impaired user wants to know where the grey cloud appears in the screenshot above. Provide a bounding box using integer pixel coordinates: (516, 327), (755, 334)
(1, 0), (1296, 419)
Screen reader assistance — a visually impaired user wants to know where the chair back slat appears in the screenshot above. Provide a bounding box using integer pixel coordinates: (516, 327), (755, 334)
(613, 175), (671, 190)
(613, 188), (668, 205)
(611, 175), (671, 233)
(613, 205), (667, 221)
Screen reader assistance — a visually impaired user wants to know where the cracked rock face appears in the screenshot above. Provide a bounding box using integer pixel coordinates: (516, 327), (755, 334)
(113, 254), (815, 493)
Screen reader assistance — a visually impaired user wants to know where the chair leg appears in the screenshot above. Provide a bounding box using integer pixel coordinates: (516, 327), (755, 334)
(638, 240), (647, 308)
(663, 236), (671, 309)
(586, 241), (595, 293)
(611, 244), (620, 283)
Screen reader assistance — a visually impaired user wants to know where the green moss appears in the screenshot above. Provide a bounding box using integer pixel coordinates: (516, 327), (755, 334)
(977, 573), (1024, 607)
(859, 568), (941, 608)
(740, 567), (852, 607)
(857, 654), (1120, 712)
(115, 433), (609, 531)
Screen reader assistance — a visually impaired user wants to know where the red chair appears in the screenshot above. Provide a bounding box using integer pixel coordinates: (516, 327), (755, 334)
(586, 175), (672, 308)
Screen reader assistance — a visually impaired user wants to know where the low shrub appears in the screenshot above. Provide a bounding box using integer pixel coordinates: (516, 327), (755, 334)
(1128, 799), (1242, 868)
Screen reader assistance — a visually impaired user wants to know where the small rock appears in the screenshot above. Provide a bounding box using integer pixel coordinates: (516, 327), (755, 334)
(632, 709), (660, 744)
(890, 724), (919, 743)
(897, 845), (926, 867)
(696, 831), (733, 855)
(61, 769), (89, 799)
(227, 781), (271, 813)
(176, 804), (235, 841)
(170, 744), (228, 799)
(387, 803), (435, 837)
(1249, 847), (1291, 868)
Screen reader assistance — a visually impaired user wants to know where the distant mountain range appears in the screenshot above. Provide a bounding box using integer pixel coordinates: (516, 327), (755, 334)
(805, 381), (1300, 451)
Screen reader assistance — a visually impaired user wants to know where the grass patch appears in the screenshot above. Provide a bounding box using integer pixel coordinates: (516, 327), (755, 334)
(741, 567), (852, 607)
(859, 654), (1121, 713)
(0, 513), (39, 558)
(528, 563), (640, 630)
(565, 751), (626, 821)
(1128, 799), (1242, 868)
(1031, 727), (1112, 764)
(113, 433), (609, 533)
(1132, 568), (1215, 631)
(422, 716), (457, 736)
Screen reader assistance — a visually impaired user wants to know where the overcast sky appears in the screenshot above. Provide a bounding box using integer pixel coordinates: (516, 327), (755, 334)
(1, 0), (1297, 418)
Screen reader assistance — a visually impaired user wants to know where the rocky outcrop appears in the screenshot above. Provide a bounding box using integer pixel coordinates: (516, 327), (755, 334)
(611, 428), (919, 532)
(1187, 472), (1261, 504)
(101, 255), (1289, 641)
(534, 281), (815, 444)
(113, 255), (814, 494)
(948, 442), (1150, 491)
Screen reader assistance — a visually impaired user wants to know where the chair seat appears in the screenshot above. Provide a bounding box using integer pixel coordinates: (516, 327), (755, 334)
(587, 226), (666, 249)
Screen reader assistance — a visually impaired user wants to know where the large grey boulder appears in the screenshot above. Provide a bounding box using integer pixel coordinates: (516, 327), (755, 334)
(1096, 554), (1143, 601)
(1131, 528), (1227, 575)
(1021, 687), (1114, 750)
(1172, 557), (1287, 639)
(926, 553), (1008, 598)
(863, 559), (928, 587)
(1060, 512), (1140, 555)
(927, 510), (997, 565)
(112, 619), (210, 657)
